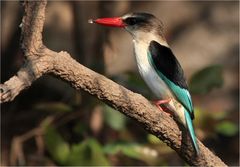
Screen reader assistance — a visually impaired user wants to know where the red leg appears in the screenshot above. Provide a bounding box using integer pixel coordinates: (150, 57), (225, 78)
(153, 99), (171, 106)
(152, 98), (173, 116)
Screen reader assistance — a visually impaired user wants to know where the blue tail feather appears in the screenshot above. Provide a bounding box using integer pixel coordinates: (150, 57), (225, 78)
(184, 109), (200, 155)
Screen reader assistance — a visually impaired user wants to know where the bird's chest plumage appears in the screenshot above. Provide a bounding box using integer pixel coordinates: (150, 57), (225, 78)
(133, 40), (173, 99)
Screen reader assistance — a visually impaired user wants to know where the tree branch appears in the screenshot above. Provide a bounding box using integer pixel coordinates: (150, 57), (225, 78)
(0, 1), (227, 166)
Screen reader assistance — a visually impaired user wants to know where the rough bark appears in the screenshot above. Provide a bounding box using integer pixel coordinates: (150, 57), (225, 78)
(0, 1), (227, 166)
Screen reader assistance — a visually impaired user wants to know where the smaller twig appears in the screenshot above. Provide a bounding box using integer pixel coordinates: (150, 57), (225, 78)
(35, 135), (44, 155)
(9, 116), (54, 165)
(10, 137), (25, 166)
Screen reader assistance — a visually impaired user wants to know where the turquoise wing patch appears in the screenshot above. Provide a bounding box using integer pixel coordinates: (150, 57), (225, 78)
(158, 72), (194, 115)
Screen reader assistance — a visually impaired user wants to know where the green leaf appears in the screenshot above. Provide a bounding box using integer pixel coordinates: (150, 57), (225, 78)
(103, 142), (141, 159)
(44, 126), (70, 164)
(215, 121), (238, 136)
(103, 142), (122, 155)
(34, 102), (72, 113)
(103, 142), (169, 165)
(209, 110), (229, 121)
(122, 145), (140, 159)
(73, 122), (89, 136)
(147, 134), (161, 144)
(67, 138), (109, 166)
(189, 65), (224, 94)
(103, 105), (127, 131)
(147, 135), (173, 154)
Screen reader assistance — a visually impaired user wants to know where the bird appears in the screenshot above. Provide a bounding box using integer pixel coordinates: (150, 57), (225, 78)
(89, 12), (199, 155)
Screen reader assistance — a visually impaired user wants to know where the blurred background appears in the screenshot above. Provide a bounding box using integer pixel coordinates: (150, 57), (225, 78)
(1, 1), (239, 166)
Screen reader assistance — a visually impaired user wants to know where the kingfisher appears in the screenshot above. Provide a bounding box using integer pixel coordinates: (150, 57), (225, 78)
(89, 12), (199, 155)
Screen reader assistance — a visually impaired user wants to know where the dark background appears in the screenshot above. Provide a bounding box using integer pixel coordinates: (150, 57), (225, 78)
(1, 1), (239, 166)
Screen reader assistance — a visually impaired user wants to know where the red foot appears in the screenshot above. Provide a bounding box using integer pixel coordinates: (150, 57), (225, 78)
(152, 99), (173, 116)
(153, 99), (171, 106)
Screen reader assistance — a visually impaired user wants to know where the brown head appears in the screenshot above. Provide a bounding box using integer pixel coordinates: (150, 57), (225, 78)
(90, 12), (165, 39)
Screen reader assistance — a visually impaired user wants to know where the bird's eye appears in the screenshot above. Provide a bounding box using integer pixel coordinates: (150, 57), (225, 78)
(125, 17), (138, 26)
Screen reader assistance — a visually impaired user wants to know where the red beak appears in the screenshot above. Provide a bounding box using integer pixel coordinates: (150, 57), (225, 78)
(92, 17), (125, 27)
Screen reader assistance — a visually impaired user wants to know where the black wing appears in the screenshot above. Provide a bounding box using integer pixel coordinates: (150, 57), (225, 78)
(149, 40), (188, 89)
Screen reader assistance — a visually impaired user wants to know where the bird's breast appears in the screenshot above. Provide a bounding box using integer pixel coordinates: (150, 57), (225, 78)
(133, 40), (173, 99)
